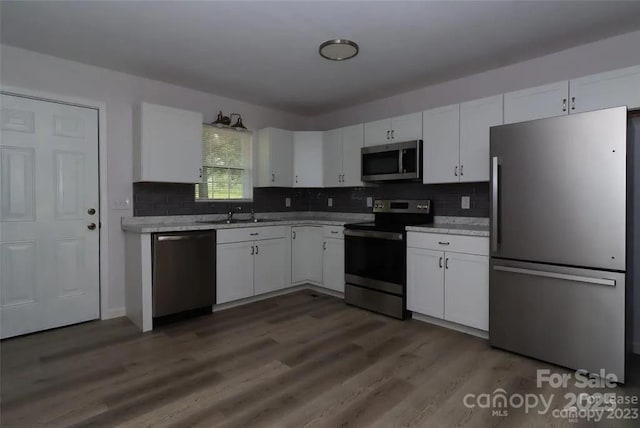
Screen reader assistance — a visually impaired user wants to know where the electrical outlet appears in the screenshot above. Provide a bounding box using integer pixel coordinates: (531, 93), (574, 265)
(328, 197), (333, 207)
(285, 197), (291, 208)
(461, 196), (471, 210)
(112, 198), (130, 210)
(366, 197), (373, 208)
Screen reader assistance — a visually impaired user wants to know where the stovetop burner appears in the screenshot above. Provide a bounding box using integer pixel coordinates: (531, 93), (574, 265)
(344, 199), (433, 233)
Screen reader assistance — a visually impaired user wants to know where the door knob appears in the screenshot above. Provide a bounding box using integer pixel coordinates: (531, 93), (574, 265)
(88, 223), (97, 230)
(87, 208), (96, 215)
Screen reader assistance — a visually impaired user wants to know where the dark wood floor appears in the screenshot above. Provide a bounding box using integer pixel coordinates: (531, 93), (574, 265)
(2, 290), (639, 427)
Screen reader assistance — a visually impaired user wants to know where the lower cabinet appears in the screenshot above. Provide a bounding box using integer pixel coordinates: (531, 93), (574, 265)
(322, 237), (344, 293)
(407, 232), (489, 331)
(217, 237), (286, 304)
(291, 226), (323, 284)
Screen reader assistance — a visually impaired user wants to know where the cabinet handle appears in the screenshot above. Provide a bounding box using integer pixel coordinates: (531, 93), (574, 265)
(323, 241), (327, 250)
(341, 174), (345, 182)
(454, 165), (458, 177)
(292, 231), (296, 239)
(255, 245), (259, 255)
(439, 257), (443, 268)
(438, 241), (450, 245)
(562, 98), (567, 112)
(199, 168), (203, 178)
(391, 129), (394, 139)
(271, 173), (275, 182)
(571, 96), (576, 111)
(386, 130), (390, 140)
(460, 165), (463, 176)
(251, 246), (254, 255)
(250, 232), (259, 236)
(331, 230), (339, 234)
(445, 258), (449, 269)
(295, 175), (298, 184)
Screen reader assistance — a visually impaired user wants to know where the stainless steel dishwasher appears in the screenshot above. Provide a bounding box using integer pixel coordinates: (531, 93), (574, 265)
(152, 231), (216, 321)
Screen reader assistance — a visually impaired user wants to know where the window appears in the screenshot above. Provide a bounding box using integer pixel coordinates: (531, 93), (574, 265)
(196, 125), (253, 201)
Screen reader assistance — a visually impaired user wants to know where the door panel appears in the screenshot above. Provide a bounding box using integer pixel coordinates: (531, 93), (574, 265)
(422, 104), (460, 184)
(293, 131), (323, 187)
(254, 238), (286, 295)
(504, 81), (569, 124)
(444, 253), (489, 330)
(391, 112), (422, 142)
(570, 64), (640, 113)
(322, 128), (342, 187)
(460, 95), (503, 182)
(292, 226), (323, 284)
(406, 248), (444, 318)
(341, 124), (364, 187)
(364, 118), (391, 147)
(1, 94), (100, 339)
(490, 259), (626, 381)
(322, 238), (344, 292)
(216, 242), (254, 303)
(490, 107), (626, 271)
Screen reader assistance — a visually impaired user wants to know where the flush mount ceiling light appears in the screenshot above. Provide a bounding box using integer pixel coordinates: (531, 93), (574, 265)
(319, 39), (359, 61)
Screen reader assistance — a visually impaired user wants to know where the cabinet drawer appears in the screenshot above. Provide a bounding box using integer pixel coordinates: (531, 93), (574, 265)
(407, 232), (489, 256)
(217, 226), (285, 244)
(323, 225), (344, 239)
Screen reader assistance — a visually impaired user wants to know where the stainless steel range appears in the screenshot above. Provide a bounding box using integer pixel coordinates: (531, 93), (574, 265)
(344, 199), (433, 319)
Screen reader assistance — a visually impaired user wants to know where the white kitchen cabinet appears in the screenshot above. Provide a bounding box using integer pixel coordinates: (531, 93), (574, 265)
(216, 241), (255, 304)
(407, 232), (489, 331)
(322, 238), (344, 293)
(255, 127), (294, 187)
(422, 104), (460, 184)
(254, 238), (287, 295)
(407, 248), (445, 318)
(293, 131), (323, 187)
(443, 252), (489, 331)
(291, 226), (323, 284)
(322, 124), (364, 187)
(503, 81), (569, 125)
(459, 95), (503, 182)
(569, 65), (640, 114)
(134, 102), (203, 183)
(364, 113), (422, 146)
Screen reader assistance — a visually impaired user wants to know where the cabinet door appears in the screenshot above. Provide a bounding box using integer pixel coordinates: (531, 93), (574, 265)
(254, 238), (286, 295)
(503, 81), (569, 124)
(341, 124), (364, 187)
(322, 238), (344, 292)
(137, 103), (203, 183)
(444, 252), (489, 331)
(390, 112), (422, 142)
(422, 104), (460, 184)
(293, 131), (323, 187)
(459, 95), (503, 183)
(216, 242), (254, 304)
(291, 226), (323, 283)
(364, 118), (391, 147)
(322, 128), (343, 187)
(570, 65), (640, 113)
(407, 248), (445, 318)
(270, 128), (294, 187)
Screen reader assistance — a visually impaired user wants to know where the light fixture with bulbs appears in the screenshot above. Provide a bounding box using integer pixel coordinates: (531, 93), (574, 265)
(319, 38), (359, 61)
(211, 110), (248, 131)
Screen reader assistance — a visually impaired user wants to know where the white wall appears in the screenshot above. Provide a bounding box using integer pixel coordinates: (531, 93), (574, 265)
(0, 44), (314, 316)
(311, 30), (640, 129)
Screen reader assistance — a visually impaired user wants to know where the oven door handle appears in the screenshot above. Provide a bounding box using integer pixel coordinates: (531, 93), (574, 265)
(343, 229), (404, 241)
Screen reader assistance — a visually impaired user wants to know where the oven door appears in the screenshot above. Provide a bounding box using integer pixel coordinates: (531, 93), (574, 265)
(361, 141), (421, 181)
(344, 229), (405, 295)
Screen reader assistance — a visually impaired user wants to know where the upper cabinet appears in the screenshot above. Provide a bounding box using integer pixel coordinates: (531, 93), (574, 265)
(322, 124), (364, 187)
(423, 96), (503, 184)
(293, 131), (323, 187)
(134, 102), (203, 183)
(569, 65), (640, 114)
(503, 81), (569, 125)
(254, 127), (294, 187)
(364, 112), (422, 146)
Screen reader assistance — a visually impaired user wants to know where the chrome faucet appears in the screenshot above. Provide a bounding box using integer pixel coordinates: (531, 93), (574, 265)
(250, 208), (256, 222)
(227, 206), (242, 223)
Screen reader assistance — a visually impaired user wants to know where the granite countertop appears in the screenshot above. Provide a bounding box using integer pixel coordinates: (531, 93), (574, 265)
(406, 223), (490, 237)
(121, 212), (373, 234)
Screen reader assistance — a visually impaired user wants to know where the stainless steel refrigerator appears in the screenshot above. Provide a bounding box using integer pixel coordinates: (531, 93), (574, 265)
(489, 106), (631, 383)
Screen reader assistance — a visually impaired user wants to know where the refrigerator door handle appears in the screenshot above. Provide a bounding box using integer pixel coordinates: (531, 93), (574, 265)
(492, 265), (616, 287)
(491, 156), (500, 252)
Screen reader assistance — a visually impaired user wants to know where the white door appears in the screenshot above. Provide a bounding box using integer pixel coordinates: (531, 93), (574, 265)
(570, 65), (640, 113)
(406, 248), (444, 318)
(322, 128), (342, 187)
(1, 94), (100, 338)
(270, 128), (294, 187)
(216, 241), (254, 303)
(459, 95), (503, 182)
(341, 124), (364, 187)
(443, 252), (489, 331)
(364, 118), (391, 146)
(422, 104), (460, 184)
(293, 131), (323, 187)
(390, 112), (422, 142)
(322, 238), (344, 292)
(291, 226), (323, 283)
(503, 81), (569, 124)
(254, 238), (286, 295)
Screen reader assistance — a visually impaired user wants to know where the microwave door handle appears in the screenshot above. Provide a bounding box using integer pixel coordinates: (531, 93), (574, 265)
(398, 149), (404, 174)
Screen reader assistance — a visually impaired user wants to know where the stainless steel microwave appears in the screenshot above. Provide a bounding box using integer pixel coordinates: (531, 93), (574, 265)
(361, 140), (422, 182)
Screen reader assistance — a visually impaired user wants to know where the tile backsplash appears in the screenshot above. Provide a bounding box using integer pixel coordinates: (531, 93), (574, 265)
(133, 182), (489, 217)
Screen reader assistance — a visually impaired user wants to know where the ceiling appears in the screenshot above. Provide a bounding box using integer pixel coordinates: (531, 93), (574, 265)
(2, 1), (640, 115)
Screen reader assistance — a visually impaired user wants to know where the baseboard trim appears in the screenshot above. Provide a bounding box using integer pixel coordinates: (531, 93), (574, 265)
(305, 284), (344, 299)
(102, 307), (126, 320)
(411, 312), (489, 340)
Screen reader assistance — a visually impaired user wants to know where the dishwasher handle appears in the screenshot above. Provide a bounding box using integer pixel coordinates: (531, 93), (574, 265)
(157, 233), (214, 241)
